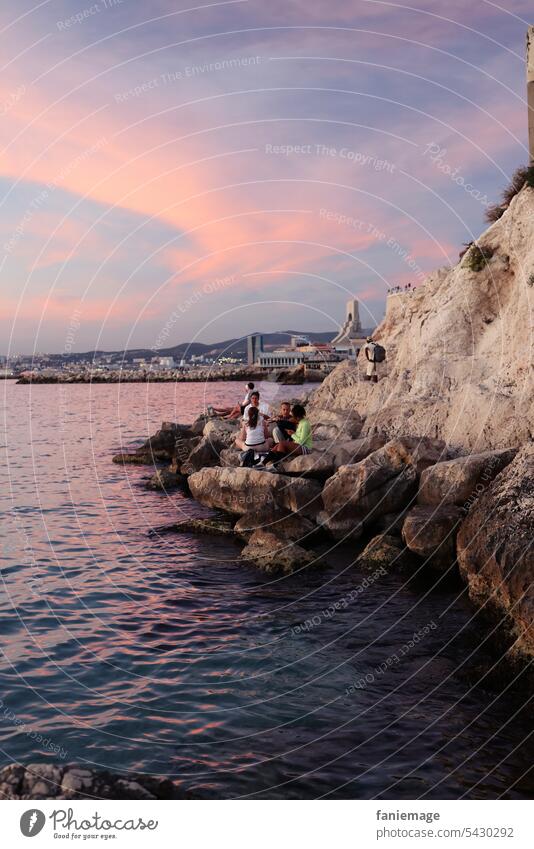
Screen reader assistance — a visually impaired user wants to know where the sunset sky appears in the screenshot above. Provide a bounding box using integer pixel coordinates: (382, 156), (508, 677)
(1, 0), (532, 354)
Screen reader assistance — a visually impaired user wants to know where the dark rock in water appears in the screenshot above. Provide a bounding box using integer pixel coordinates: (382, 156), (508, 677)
(170, 435), (201, 473)
(145, 469), (189, 492)
(151, 517), (236, 536)
(402, 504), (462, 570)
(418, 448), (517, 507)
(112, 450), (169, 465)
(234, 508), (316, 544)
(276, 365), (306, 384)
(181, 419), (238, 473)
(457, 443), (534, 661)
(0, 762), (191, 800)
(356, 534), (412, 572)
(241, 529), (323, 573)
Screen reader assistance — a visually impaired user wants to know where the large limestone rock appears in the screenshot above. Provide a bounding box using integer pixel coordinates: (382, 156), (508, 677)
(402, 505), (463, 570)
(309, 408), (363, 441)
(321, 437), (445, 538)
(418, 448), (517, 507)
(457, 444), (534, 660)
(181, 419), (238, 473)
(188, 467), (322, 519)
(310, 187), (534, 452)
(277, 450), (336, 480)
(329, 433), (387, 467)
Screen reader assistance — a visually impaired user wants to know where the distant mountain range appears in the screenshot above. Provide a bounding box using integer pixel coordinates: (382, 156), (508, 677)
(45, 330), (373, 363)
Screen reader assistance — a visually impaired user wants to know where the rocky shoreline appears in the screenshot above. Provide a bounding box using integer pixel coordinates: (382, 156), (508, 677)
(113, 401), (533, 670)
(0, 762), (191, 800)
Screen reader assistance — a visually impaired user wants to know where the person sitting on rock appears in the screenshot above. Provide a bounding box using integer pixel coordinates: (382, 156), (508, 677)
(209, 382), (255, 419)
(269, 401), (296, 443)
(364, 336), (378, 383)
(235, 404), (273, 452)
(266, 404), (312, 461)
(242, 390), (270, 421)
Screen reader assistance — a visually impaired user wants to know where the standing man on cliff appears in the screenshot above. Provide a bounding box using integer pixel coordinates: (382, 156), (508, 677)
(363, 336), (384, 383)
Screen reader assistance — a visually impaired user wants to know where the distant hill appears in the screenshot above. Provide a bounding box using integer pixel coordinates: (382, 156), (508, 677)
(45, 329), (376, 363)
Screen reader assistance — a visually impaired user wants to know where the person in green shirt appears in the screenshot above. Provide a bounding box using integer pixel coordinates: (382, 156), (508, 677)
(268, 404), (312, 459)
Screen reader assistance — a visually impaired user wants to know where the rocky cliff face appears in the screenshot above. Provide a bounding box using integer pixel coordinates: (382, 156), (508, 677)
(311, 187), (534, 453)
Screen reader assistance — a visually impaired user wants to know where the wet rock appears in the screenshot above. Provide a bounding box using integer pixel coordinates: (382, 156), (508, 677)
(181, 419), (238, 474)
(402, 505), (463, 570)
(153, 517), (235, 536)
(418, 448), (517, 507)
(457, 443), (534, 660)
(145, 469), (189, 492)
(234, 508), (316, 544)
(241, 529), (320, 573)
(0, 762), (190, 800)
(356, 534), (411, 571)
(112, 450), (169, 465)
(188, 467), (322, 520)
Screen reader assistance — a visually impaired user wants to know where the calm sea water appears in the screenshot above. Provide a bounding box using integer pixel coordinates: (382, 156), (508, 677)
(0, 380), (532, 799)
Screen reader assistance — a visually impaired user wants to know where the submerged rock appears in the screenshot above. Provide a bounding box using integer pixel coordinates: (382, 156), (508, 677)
(152, 517), (235, 536)
(457, 443), (534, 660)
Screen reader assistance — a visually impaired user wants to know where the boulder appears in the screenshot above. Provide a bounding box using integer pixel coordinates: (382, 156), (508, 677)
(418, 448), (517, 507)
(456, 444), (534, 660)
(140, 422), (193, 458)
(309, 408), (363, 441)
(321, 437), (445, 538)
(188, 467), (322, 519)
(240, 529), (320, 573)
(356, 534), (411, 571)
(112, 450), (168, 465)
(329, 433), (387, 467)
(145, 469), (188, 492)
(219, 447), (242, 467)
(316, 511), (365, 541)
(202, 418), (238, 445)
(402, 505), (463, 569)
(234, 508), (316, 544)
(277, 450), (336, 480)
(170, 436), (201, 473)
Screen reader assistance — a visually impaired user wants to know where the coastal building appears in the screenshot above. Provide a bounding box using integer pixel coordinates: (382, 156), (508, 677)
(247, 333), (263, 365)
(257, 349), (305, 368)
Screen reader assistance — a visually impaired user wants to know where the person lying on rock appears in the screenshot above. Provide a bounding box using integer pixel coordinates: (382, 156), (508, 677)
(235, 404), (273, 452)
(208, 382), (255, 419)
(264, 404), (312, 462)
(242, 390), (271, 421)
(268, 401), (296, 443)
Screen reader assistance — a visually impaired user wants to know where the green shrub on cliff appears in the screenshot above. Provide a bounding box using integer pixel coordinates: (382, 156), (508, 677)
(462, 243), (494, 272)
(485, 165), (534, 224)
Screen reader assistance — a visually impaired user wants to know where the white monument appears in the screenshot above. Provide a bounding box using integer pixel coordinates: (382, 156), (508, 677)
(332, 297), (363, 347)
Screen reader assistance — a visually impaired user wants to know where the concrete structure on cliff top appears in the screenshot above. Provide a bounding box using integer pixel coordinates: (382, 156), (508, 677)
(331, 298), (363, 348)
(528, 27), (534, 162)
